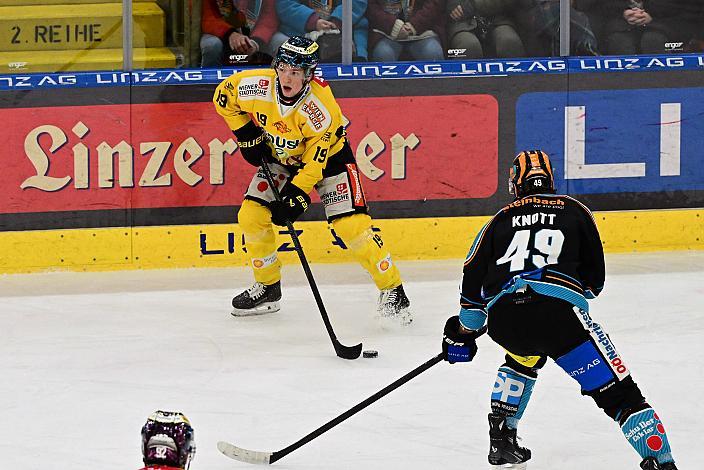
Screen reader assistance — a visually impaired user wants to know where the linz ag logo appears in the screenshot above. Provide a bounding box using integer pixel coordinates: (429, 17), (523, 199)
(447, 48), (467, 57)
(302, 101), (325, 130)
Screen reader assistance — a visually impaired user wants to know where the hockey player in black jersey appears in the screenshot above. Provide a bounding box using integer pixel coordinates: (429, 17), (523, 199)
(441, 150), (678, 470)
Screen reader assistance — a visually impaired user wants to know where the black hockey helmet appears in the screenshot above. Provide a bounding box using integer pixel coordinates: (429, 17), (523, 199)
(509, 150), (555, 198)
(141, 410), (195, 469)
(272, 36), (320, 79)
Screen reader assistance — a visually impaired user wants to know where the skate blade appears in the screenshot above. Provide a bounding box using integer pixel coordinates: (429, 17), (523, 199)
(489, 462), (527, 470)
(231, 301), (280, 317)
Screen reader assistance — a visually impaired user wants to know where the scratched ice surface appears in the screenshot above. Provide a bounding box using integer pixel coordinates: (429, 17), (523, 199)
(1, 252), (700, 470)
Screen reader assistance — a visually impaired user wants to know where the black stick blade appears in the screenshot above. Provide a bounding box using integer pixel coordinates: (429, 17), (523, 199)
(334, 340), (363, 360)
(217, 441), (272, 465)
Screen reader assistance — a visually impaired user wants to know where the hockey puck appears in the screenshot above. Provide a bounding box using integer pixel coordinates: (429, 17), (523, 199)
(362, 350), (378, 358)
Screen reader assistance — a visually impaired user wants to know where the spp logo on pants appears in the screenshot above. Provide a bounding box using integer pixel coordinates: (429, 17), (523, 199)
(492, 371), (525, 405)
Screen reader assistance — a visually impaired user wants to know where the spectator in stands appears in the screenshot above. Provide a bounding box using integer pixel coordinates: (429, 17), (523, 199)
(516, 0), (598, 56)
(446, 0), (483, 58)
(685, 6), (704, 51)
(602, 0), (703, 55)
(574, 0), (608, 49)
(201, 0), (279, 67)
(274, 0), (369, 62)
(367, 0), (445, 61)
(446, 0), (525, 59)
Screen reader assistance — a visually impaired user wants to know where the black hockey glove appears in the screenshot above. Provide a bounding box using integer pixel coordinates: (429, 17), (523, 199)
(442, 316), (485, 364)
(233, 120), (275, 167)
(270, 183), (310, 226)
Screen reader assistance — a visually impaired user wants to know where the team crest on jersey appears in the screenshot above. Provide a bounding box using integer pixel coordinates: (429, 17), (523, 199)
(224, 81), (236, 95)
(302, 100), (326, 130)
(272, 120), (291, 133)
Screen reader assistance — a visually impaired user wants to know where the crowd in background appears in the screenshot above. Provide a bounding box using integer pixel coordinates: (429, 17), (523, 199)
(200, 0), (704, 66)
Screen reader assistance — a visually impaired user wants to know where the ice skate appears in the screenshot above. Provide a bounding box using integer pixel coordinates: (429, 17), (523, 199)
(640, 457), (678, 470)
(488, 413), (531, 470)
(231, 281), (281, 316)
(377, 284), (412, 326)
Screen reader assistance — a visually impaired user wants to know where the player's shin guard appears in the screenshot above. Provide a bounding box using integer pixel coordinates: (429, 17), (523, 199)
(491, 364), (537, 429)
(239, 200), (282, 285)
(488, 358), (540, 468)
(619, 405), (676, 468)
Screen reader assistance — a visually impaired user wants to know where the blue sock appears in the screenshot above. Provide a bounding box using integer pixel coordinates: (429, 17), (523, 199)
(491, 366), (536, 430)
(620, 407), (674, 464)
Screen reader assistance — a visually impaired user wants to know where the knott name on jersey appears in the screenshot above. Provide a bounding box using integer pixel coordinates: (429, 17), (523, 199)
(511, 212), (557, 227)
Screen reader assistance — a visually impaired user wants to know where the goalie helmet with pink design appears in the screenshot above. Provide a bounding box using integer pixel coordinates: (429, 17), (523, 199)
(141, 410), (196, 469)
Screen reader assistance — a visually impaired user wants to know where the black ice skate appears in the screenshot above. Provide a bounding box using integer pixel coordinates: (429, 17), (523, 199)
(377, 284), (412, 326)
(640, 457), (678, 470)
(231, 281), (281, 316)
(488, 413), (531, 470)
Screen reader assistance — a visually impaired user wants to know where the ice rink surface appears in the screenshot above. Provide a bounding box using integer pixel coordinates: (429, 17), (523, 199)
(1, 251), (702, 470)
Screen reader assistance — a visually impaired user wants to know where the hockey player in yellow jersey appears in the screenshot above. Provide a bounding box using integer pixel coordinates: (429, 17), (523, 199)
(213, 36), (412, 325)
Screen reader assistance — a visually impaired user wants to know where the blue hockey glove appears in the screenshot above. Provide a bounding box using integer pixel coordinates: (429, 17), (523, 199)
(442, 315), (484, 364)
(270, 183), (310, 226)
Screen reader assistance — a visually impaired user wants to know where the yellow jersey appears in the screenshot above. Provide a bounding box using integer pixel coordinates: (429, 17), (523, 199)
(214, 68), (347, 193)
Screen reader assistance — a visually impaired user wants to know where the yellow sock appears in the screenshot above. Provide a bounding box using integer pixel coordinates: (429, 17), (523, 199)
(238, 199), (281, 285)
(331, 213), (401, 291)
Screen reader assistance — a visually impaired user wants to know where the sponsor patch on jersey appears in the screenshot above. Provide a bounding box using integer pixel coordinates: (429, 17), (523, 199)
(270, 134), (300, 149)
(251, 252), (278, 269)
(239, 82), (268, 98)
(346, 164), (365, 206)
(556, 340), (614, 391)
(376, 254), (393, 273)
(320, 182), (350, 206)
(302, 100), (326, 130)
(575, 309), (630, 381)
(504, 195), (565, 211)
(259, 79), (270, 88)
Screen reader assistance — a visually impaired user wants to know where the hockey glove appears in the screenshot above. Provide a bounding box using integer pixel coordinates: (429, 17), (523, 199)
(233, 120), (275, 167)
(442, 315), (485, 364)
(270, 183), (310, 226)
